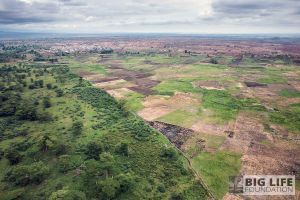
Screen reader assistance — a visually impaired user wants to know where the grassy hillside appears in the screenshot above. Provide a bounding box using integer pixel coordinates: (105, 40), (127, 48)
(0, 63), (208, 199)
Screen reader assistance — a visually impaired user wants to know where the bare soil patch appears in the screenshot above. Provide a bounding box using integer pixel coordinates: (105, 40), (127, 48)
(138, 106), (174, 121)
(91, 77), (120, 83)
(106, 88), (133, 99)
(240, 87), (279, 103)
(277, 97), (300, 107)
(138, 92), (200, 121)
(78, 71), (96, 77)
(94, 79), (136, 90)
(288, 81), (300, 91)
(220, 113), (269, 154)
(241, 140), (300, 176)
(191, 120), (234, 136)
(216, 112), (300, 187)
(127, 86), (153, 95)
(128, 77), (160, 95)
(79, 71), (107, 82)
(194, 80), (225, 90)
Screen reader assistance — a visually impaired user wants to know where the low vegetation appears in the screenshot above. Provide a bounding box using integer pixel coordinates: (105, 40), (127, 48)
(0, 63), (208, 199)
(191, 151), (241, 199)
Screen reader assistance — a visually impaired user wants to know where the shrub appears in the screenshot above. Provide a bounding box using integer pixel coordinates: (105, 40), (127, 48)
(84, 141), (103, 160)
(54, 143), (68, 156)
(46, 83), (52, 89)
(28, 84), (36, 89)
(97, 178), (120, 199)
(115, 142), (129, 156)
(0, 148), (4, 160)
(5, 148), (22, 165)
(71, 121), (83, 135)
(170, 192), (184, 200)
(209, 58), (218, 64)
(157, 184), (166, 193)
(43, 96), (51, 108)
(55, 89), (64, 97)
(16, 101), (38, 121)
(116, 173), (135, 193)
(4, 161), (49, 186)
(38, 112), (53, 122)
(58, 155), (73, 172)
(160, 147), (179, 161)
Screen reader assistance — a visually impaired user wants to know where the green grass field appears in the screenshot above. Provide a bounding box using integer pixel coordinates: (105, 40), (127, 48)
(158, 109), (200, 128)
(191, 151), (241, 199)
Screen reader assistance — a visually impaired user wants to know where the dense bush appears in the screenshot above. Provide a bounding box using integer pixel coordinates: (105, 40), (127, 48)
(71, 121), (83, 135)
(97, 177), (121, 199)
(4, 148), (22, 165)
(58, 155), (82, 172)
(43, 96), (51, 108)
(55, 88), (64, 97)
(16, 101), (38, 121)
(115, 142), (129, 156)
(4, 161), (49, 186)
(160, 147), (179, 161)
(84, 141), (103, 160)
(46, 83), (52, 89)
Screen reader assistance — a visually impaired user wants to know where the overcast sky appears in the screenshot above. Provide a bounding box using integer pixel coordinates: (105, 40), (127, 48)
(0, 0), (299, 34)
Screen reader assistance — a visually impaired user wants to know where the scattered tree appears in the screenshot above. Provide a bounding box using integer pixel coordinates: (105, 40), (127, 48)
(43, 96), (51, 108)
(115, 142), (129, 156)
(55, 88), (64, 97)
(5, 149), (22, 165)
(46, 83), (52, 89)
(71, 121), (83, 135)
(84, 141), (102, 160)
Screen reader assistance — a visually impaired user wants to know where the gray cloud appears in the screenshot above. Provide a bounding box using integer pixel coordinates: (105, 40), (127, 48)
(0, 0), (299, 33)
(0, 0), (61, 24)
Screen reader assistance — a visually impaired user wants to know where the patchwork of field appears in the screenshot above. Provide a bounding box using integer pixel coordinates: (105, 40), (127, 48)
(62, 52), (300, 199)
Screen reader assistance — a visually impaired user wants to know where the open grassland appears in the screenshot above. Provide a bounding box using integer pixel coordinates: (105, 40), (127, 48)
(191, 151), (241, 199)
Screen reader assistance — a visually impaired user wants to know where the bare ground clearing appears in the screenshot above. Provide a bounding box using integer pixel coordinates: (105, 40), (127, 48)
(106, 88), (134, 99)
(194, 80), (225, 90)
(138, 92), (200, 121)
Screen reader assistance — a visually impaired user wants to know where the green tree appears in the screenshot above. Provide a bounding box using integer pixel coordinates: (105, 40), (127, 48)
(160, 147), (179, 161)
(72, 121), (83, 135)
(55, 89), (64, 97)
(84, 141), (102, 160)
(58, 155), (73, 173)
(210, 57), (218, 64)
(97, 178), (120, 199)
(46, 83), (52, 89)
(39, 135), (52, 152)
(16, 101), (38, 121)
(116, 173), (135, 192)
(100, 152), (114, 178)
(4, 161), (49, 186)
(115, 142), (129, 156)
(5, 149), (22, 165)
(43, 96), (51, 108)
